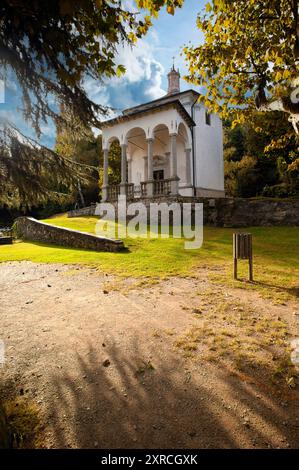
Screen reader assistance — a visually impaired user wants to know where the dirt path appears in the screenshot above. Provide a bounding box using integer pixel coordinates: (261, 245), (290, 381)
(0, 261), (298, 448)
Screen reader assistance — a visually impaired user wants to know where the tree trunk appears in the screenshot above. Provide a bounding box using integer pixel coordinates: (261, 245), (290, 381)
(0, 404), (9, 449)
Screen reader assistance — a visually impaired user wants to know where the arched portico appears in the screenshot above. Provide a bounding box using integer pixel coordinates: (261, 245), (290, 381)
(101, 104), (195, 201)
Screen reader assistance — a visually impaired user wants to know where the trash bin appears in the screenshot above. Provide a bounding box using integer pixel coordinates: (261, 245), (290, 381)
(233, 233), (253, 281)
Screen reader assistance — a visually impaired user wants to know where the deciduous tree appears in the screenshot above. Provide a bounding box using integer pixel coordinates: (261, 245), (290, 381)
(224, 112), (299, 197)
(184, 1), (299, 132)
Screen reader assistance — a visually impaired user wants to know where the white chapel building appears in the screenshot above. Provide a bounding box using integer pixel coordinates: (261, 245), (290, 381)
(101, 66), (224, 201)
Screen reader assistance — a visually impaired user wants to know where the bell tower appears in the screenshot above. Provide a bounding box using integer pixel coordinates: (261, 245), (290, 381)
(167, 59), (180, 95)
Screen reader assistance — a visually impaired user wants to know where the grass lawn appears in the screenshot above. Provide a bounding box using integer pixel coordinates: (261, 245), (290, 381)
(0, 215), (298, 299)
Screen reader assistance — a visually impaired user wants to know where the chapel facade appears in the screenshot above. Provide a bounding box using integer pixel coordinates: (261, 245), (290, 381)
(101, 66), (224, 201)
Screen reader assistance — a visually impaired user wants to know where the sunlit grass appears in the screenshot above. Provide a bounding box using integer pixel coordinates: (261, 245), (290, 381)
(0, 216), (298, 291)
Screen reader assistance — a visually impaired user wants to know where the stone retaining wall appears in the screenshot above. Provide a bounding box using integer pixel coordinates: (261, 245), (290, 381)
(14, 217), (124, 252)
(67, 197), (299, 227)
(208, 197), (299, 227)
(68, 204), (96, 218)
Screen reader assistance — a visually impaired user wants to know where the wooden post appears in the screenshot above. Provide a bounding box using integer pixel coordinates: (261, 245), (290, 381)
(233, 233), (253, 281)
(248, 234), (253, 281)
(233, 233), (238, 280)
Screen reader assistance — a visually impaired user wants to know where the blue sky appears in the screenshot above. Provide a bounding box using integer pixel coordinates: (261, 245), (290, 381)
(0, 0), (206, 148)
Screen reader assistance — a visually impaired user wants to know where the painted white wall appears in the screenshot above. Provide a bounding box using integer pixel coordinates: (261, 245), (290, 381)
(131, 149), (145, 184)
(192, 104), (224, 192)
(177, 92), (224, 193)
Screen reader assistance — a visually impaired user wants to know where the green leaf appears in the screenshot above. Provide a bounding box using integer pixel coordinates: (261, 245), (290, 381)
(116, 64), (126, 77)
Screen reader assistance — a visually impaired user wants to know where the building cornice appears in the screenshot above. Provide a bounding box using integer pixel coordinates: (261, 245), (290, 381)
(122, 89), (200, 116)
(101, 100), (196, 129)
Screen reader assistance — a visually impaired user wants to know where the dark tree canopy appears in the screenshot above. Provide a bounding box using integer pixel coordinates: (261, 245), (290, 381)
(0, 125), (98, 209)
(0, 0), (183, 209)
(224, 112), (299, 197)
(0, 0), (183, 134)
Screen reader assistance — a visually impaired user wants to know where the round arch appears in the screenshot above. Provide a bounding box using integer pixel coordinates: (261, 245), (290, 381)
(125, 126), (147, 152)
(107, 135), (120, 150)
(150, 123), (170, 140)
(177, 122), (190, 149)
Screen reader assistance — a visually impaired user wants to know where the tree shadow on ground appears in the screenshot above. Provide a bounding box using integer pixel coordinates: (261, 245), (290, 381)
(249, 280), (299, 299)
(46, 339), (299, 449)
(23, 241), (131, 255)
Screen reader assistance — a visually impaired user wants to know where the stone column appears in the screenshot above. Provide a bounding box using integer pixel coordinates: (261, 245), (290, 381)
(170, 133), (179, 194)
(102, 148), (109, 201)
(147, 138), (154, 197)
(127, 157), (132, 184)
(143, 156), (148, 181)
(120, 144), (127, 195)
(165, 152), (170, 179)
(185, 148), (192, 185)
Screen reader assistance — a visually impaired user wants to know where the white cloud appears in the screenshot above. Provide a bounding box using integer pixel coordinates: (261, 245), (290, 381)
(84, 35), (166, 114)
(116, 40), (165, 99)
(121, 0), (138, 13)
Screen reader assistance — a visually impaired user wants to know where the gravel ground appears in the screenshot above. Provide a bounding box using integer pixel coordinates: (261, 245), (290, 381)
(0, 261), (298, 448)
